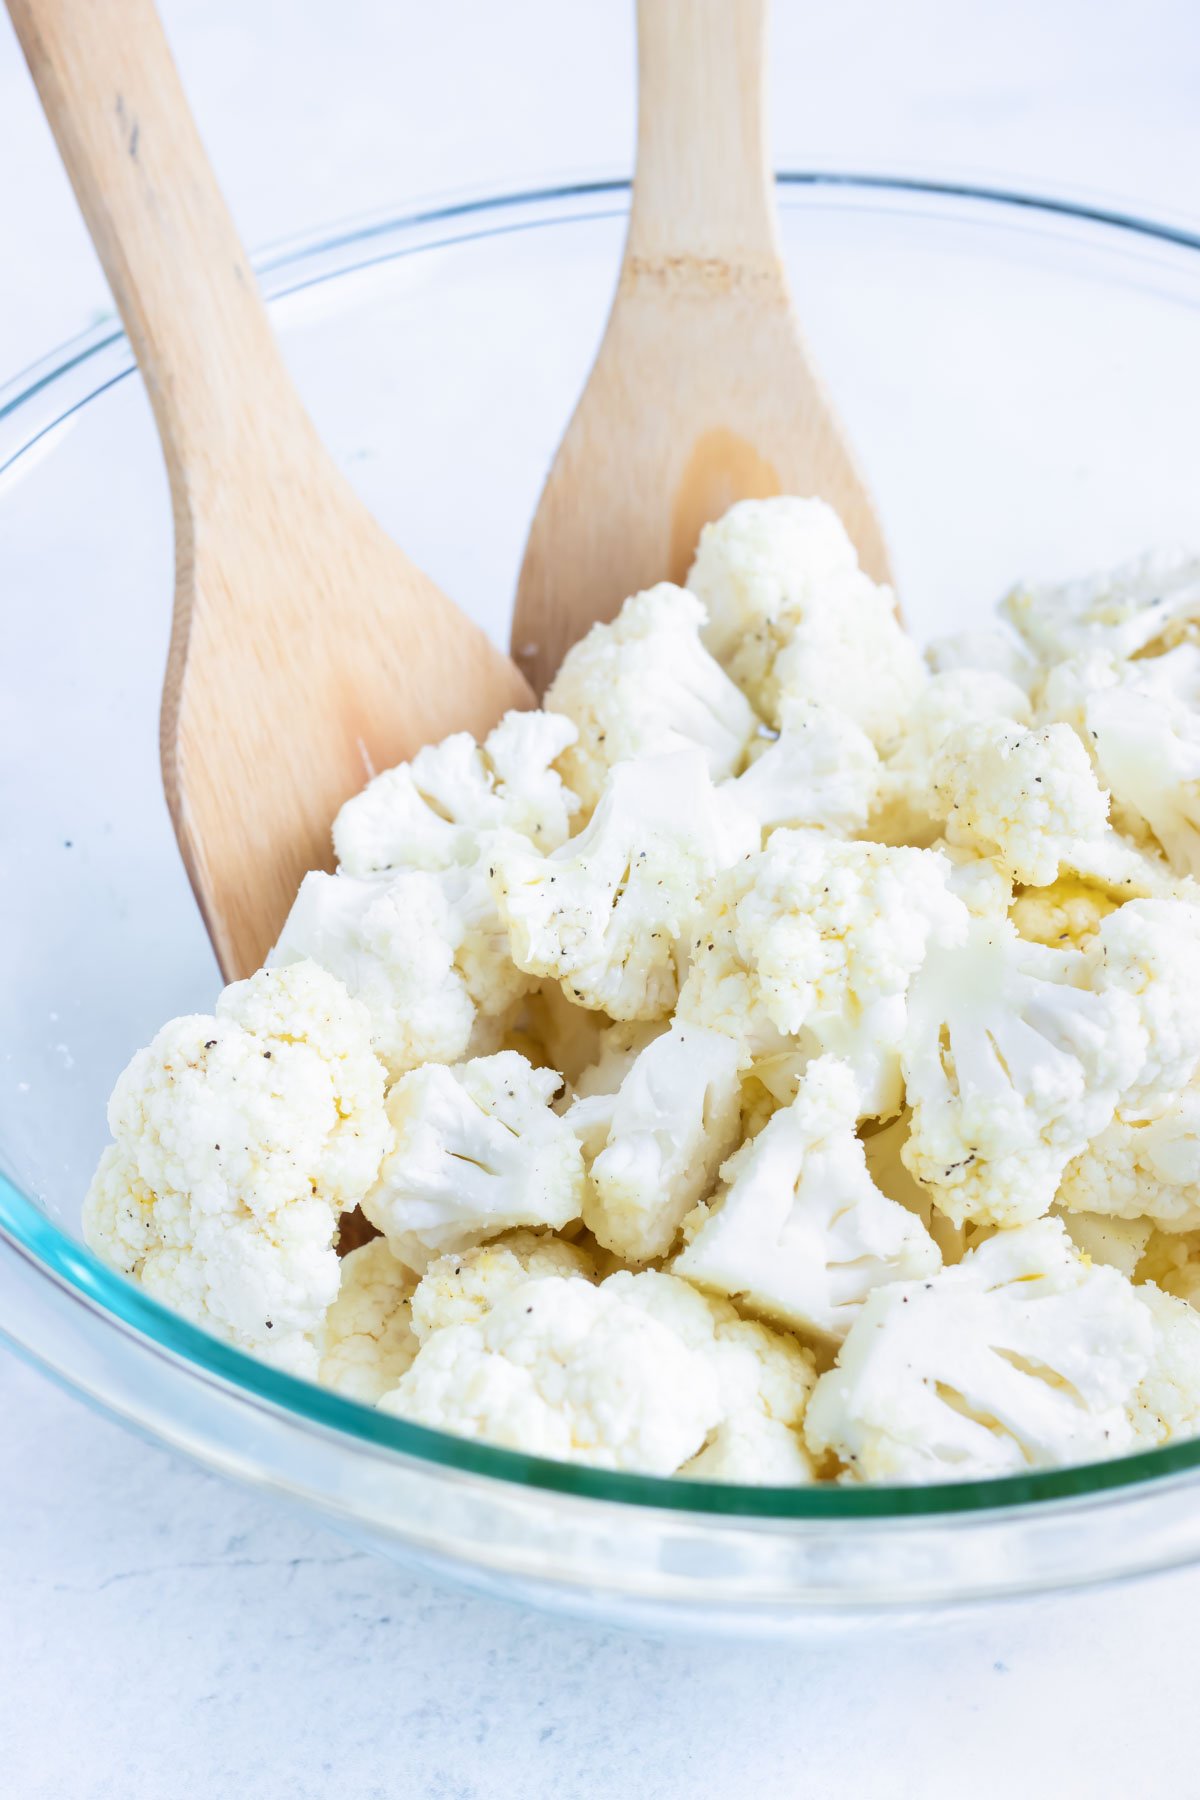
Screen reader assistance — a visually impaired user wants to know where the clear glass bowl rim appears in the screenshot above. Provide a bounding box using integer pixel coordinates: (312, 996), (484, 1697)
(6, 169), (1200, 1523)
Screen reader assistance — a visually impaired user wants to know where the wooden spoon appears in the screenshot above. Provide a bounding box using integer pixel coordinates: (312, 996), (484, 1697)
(8, 0), (533, 980)
(512, 0), (892, 694)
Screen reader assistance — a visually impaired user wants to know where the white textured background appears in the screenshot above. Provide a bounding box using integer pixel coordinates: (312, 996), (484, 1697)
(3, 3), (1200, 1796)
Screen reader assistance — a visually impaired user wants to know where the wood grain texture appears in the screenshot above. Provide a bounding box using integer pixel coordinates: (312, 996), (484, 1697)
(511, 0), (892, 694)
(8, 0), (532, 980)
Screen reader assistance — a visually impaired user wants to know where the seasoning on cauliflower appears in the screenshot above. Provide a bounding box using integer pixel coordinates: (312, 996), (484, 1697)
(408, 1229), (599, 1339)
(1002, 549), (1200, 664)
(363, 1051), (585, 1268)
(83, 962), (390, 1378)
(803, 1219), (1155, 1482)
(272, 866), (529, 1079)
(687, 495), (926, 745)
(678, 831), (968, 1116)
(1010, 875), (1121, 948)
(333, 708), (580, 877)
(490, 748), (756, 1021)
(571, 1023), (743, 1264)
(900, 917), (1136, 1226)
(934, 719), (1111, 887)
(319, 1236), (418, 1401)
(871, 669), (1033, 847)
(725, 697), (879, 838)
(675, 1057), (939, 1339)
(544, 583), (759, 812)
(381, 1273), (722, 1474)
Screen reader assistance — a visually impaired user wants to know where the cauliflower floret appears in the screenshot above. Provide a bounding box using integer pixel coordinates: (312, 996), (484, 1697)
(600, 1270), (819, 1483)
(934, 719), (1111, 886)
(861, 1110), (972, 1265)
(1087, 684), (1200, 877)
(726, 698), (879, 838)
(490, 749), (756, 1021)
(1002, 549), (1200, 664)
(678, 831), (968, 1116)
(409, 1229), (598, 1340)
(381, 1274), (722, 1474)
(687, 496), (926, 744)
(544, 583), (759, 812)
(571, 1023), (743, 1264)
(364, 1051), (585, 1267)
(675, 1057), (940, 1339)
(872, 669), (1032, 847)
(1058, 1091), (1200, 1230)
(804, 1219), (1155, 1482)
(900, 917), (1137, 1226)
(1086, 898), (1200, 1118)
(1128, 1283), (1200, 1447)
(83, 963), (390, 1377)
(1055, 1210), (1153, 1277)
(929, 840), (1014, 921)
(1010, 875), (1121, 948)
(926, 626), (1037, 692)
(272, 866), (529, 1079)
(318, 1237), (419, 1401)
(333, 708), (580, 877)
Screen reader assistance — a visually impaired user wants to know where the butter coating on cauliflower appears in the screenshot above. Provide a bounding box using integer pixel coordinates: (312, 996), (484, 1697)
(83, 962), (390, 1377)
(364, 1051), (585, 1268)
(490, 748), (756, 1020)
(675, 1057), (940, 1338)
(544, 583), (759, 812)
(804, 1219), (1155, 1482)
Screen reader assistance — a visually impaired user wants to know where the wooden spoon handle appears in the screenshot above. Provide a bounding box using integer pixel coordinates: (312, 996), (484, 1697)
(628, 0), (778, 267)
(6, 0), (299, 496)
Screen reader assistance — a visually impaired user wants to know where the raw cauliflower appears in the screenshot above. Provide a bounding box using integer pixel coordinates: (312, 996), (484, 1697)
(272, 865), (529, 1079)
(675, 1057), (940, 1339)
(872, 668), (1032, 847)
(333, 708), (580, 877)
(409, 1229), (599, 1339)
(572, 1022), (744, 1263)
(544, 583), (759, 811)
(490, 748), (756, 1020)
(364, 1051), (585, 1267)
(1058, 1089), (1200, 1229)
(1087, 682), (1200, 878)
(678, 831), (968, 1116)
(804, 1219), (1155, 1482)
(319, 1236), (418, 1401)
(1002, 548), (1200, 664)
(900, 916), (1136, 1226)
(934, 719), (1111, 886)
(83, 962), (390, 1377)
(926, 626), (1036, 692)
(381, 1273), (722, 1474)
(726, 696), (879, 838)
(687, 496), (926, 744)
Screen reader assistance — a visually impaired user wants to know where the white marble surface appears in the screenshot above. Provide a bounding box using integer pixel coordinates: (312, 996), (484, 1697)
(4, 3), (1200, 1794)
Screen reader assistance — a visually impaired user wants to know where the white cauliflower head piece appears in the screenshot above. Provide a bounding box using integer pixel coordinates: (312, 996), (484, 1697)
(900, 917), (1138, 1226)
(408, 1229), (598, 1341)
(934, 719), (1111, 886)
(687, 496), (926, 747)
(675, 1057), (940, 1339)
(1058, 1088), (1200, 1230)
(544, 583), (759, 811)
(490, 748), (757, 1021)
(726, 697), (879, 839)
(572, 1022), (744, 1264)
(1002, 549), (1200, 664)
(333, 708), (580, 877)
(319, 1236), (418, 1402)
(678, 831), (969, 1116)
(83, 962), (390, 1377)
(1086, 683), (1200, 878)
(804, 1219), (1155, 1482)
(872, 669), (1032, 848)
(381, 1274), (722, 1474)
(363, 1051), (585, 1267)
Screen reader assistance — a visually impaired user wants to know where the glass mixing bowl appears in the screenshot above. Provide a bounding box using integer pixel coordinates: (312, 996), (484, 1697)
(6, 174), (1200, 1636)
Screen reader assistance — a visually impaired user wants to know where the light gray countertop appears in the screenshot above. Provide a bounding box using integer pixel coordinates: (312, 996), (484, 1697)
(3, 4), (1200, 1794)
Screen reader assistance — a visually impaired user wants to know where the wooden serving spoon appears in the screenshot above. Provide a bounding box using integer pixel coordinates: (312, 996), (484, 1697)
(7, 0), (533, 981)
(512, 0), (892, 694)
